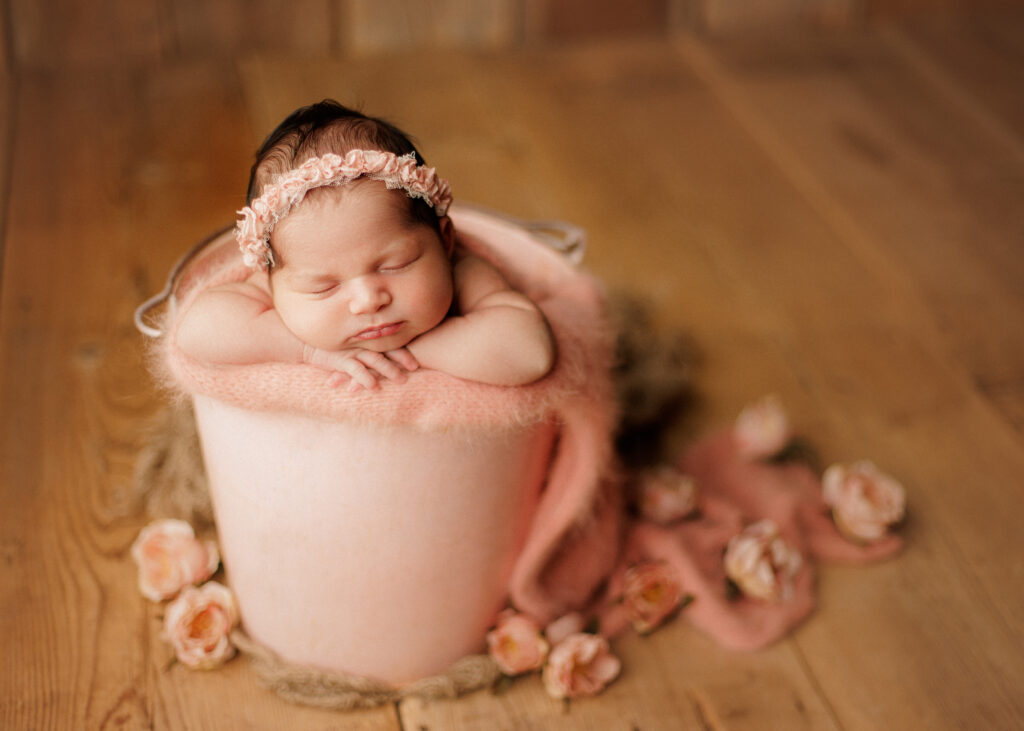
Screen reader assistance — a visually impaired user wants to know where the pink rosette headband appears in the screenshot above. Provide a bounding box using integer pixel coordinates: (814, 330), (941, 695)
(236, 149), (453, 269)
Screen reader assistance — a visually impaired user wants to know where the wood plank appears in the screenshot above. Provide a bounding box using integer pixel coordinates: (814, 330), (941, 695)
(0, 70), (11, 276)
(0, 63), (399, 729)
(523, 0), (669, 40)
(884, 11), (1024, 160)
(164, 0), (334, 58)
(1, 0), (9, 72)
(675, 29), (1024, 430)
(345, 0), (519, 56)
(8, 0), (163, 68)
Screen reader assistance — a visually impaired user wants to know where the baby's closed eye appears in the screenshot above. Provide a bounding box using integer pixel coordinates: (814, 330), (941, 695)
(307, 282), (339, 297)
(379, 256), (419, 274)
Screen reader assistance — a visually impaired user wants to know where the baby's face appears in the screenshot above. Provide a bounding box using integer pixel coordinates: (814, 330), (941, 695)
(268, 179), (454, 353)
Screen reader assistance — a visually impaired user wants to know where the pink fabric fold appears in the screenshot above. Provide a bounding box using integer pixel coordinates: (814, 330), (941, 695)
(586, 430), (902, 649)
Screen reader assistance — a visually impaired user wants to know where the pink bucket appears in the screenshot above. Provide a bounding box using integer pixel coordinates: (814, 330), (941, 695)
(137, 206), (618, 684)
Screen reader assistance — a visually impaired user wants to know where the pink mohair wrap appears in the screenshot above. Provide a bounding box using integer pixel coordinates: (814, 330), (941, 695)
(601, 430), (902, 648)
(155, 205), (901, 660)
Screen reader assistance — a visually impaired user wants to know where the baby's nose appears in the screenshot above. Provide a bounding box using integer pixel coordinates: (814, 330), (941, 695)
(348, 277), (391, 314)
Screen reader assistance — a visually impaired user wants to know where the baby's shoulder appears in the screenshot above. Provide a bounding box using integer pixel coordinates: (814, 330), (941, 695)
(205, 272), (273, 305)
(452, 250), (504, 286)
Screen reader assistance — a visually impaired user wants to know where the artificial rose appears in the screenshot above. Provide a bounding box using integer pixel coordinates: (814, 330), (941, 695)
(622, 561), (687, 634)
(637, 466), (699, 524)
(545, 612), (586, 646)
(542, 633), (621, 699)
(435, 179), (453, 214)
(823, 460), (906, 543)
(406, 164), (437, 193)
(486, 610), (549, 676)
(131, 519), (219, 602)
(249, 198), (273, 223)
(734, 395), (791, 460)
(163, 581), (239, 669)
(723, 520), (802, 601)
(277, 176), (305, 199)
(258, 187), (283, 217)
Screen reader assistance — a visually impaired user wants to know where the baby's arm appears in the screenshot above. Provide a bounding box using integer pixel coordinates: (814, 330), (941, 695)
(175, 281), (415, 391)
(406, 255), (555, 385)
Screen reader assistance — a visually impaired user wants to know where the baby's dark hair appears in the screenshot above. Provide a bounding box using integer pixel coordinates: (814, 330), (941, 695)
(246, 99), (440, 232)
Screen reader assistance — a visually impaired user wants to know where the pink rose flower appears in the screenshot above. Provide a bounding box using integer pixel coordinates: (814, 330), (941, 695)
(434, 179), (453, 214)
(542, 633), (621, 699)
(622, 561), (686, 634)
(723, 520), (802, 601)
(637, 466), (699, 524)
(486, 610), (549, 676)
(734, 395), (791, 459)
(545, 612), (586, 645)
(131, 519), (219, 602)
(259, 187), (283, 216)
(277, 176), (306, 200)
(163, 581), (239, 669)
(823, 460), (906, 543)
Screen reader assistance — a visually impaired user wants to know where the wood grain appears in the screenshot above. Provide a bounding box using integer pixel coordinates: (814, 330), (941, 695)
(3, 8), (1024, 729)
(345, 0), (519, 55)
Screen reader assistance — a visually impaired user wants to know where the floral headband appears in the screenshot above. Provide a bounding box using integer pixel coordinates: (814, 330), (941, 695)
(236, 149), (453, 269)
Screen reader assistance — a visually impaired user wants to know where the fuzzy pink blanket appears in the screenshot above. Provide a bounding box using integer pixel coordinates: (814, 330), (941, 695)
(596, 430), (902, 648)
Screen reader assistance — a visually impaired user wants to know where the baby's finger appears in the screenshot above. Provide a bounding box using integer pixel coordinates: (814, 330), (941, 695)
(326, 372), (347, 388)
(343, 360), (380, 391)
(387, 348), (419, 372)
(357, 351), (406, 383)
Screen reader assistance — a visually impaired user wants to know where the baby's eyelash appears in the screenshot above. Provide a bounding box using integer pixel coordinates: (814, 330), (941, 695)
(309, 283), (338, 296)
(380, 257), (417, 273)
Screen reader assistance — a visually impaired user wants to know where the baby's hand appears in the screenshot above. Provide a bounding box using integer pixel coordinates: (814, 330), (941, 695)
(319, 347), (420, 392)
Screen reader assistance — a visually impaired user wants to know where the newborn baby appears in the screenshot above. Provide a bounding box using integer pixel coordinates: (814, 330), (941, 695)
(177, 100), (555, 391)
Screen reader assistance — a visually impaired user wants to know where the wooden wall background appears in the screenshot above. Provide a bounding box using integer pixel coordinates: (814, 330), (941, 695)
(6, 0), (1023, 69)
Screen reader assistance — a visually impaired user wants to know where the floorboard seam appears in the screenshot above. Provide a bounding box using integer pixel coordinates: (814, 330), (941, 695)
(0, 73), (17, 296)
(879, 24), (1024, 166)
(791, 641), (845, 731)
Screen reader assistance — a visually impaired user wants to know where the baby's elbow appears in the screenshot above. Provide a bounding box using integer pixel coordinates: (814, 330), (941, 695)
(510, 328), (556, 385)
(175, 311), (209, 361)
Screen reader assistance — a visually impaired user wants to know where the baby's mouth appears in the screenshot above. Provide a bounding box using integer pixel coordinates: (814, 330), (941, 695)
(352, 322), (404, 342)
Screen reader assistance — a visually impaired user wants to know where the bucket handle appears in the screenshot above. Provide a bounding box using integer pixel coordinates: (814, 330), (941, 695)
(133, 224), (233, 339)
(459, 203), (587, 266)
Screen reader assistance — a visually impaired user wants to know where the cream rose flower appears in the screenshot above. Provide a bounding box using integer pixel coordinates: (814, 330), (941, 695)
(723, 520), (802, 601)
(163, 581), (239, 669)
(486, 610), (549, 676)
(823, 460), (906, 543)
(622, 561), (687, 634)
(130, 519), (219, 602)
(734, 395), (791, 460)
(637, 466), (699, 524)
(542, 633), (621, 699)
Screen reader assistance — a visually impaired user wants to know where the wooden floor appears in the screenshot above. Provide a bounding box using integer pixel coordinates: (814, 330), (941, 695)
(3, 9), (1024, 730)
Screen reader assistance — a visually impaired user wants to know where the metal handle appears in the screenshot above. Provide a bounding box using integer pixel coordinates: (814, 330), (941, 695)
(133, 224), (233, 338)
(456, 203), (587, 265)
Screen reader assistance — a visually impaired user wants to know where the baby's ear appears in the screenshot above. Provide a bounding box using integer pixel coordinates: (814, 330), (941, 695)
(439, 216), (456, 256)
